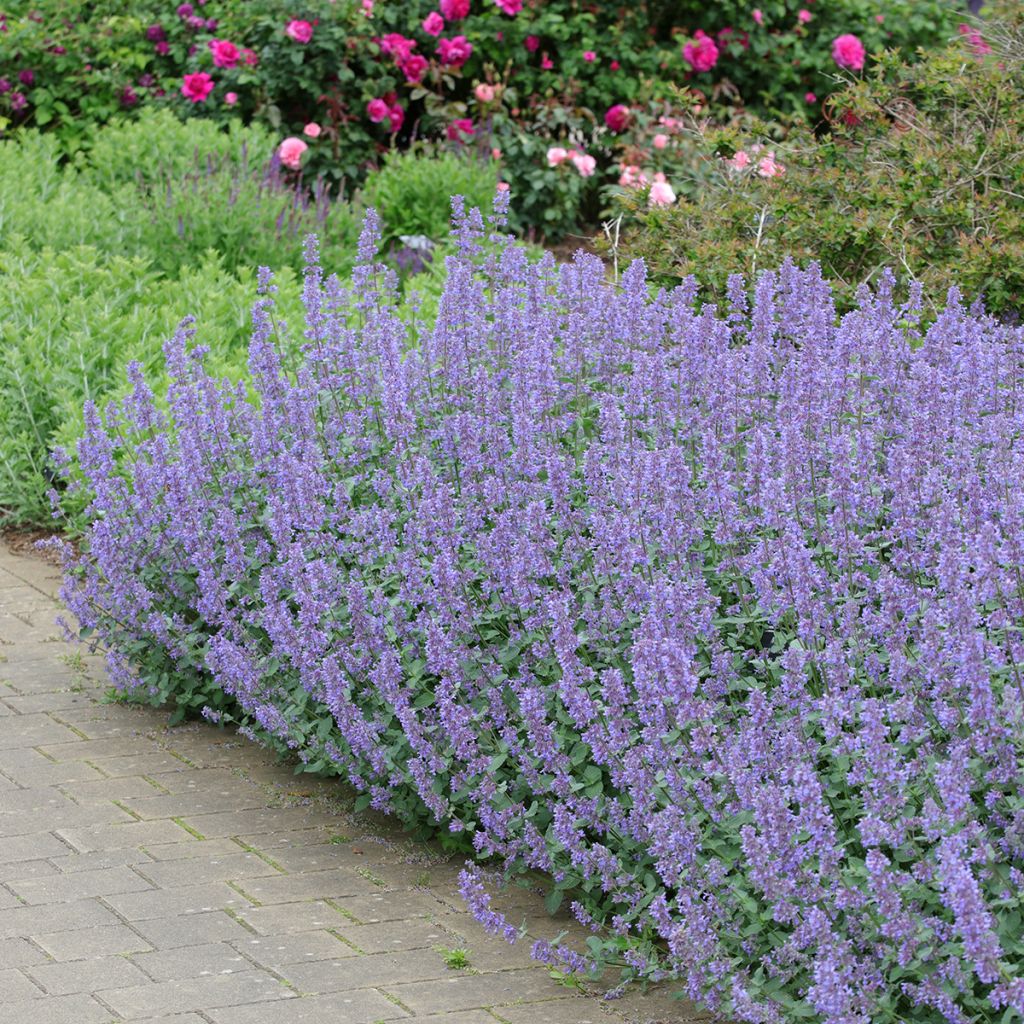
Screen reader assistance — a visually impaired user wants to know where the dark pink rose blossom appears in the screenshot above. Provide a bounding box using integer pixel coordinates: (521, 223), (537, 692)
(604, 103), (630, 132)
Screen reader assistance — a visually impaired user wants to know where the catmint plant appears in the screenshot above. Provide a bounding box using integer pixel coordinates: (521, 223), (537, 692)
(57, 194), (1024, 1024)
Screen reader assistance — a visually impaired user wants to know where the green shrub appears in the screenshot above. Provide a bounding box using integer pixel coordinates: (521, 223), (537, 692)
(360, 146), (501, 251)
(609, 11), (1024, 321)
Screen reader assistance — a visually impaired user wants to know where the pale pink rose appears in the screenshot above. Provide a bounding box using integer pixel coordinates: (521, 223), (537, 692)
(753, 9), (764, 25)
(496, 181), (510, 191)
(475, 82), (496, 102)
(285, 19), (313, 43)
(832, 33), (866, 71)
(303, 122), (321, 138)
(653, 133), (669, 149)
(875, 13), (884, 23)
(278, 137), (308, 169)
(224, 91), (238, 105)
(757, 152), (785, 177)
(797, 9), (811, 23)
(422, 11), (444, 35)
(571, 152), (596, 177)
(547, 146), (568, 167)
(618, 165), (647, 188)
(361, 0), (374, 13)
(648, 175), (676, 207)
(491, 147), (501, 159)
(727, 150), (750, 170)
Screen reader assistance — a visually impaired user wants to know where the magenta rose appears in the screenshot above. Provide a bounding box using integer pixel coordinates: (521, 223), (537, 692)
(494, 0), (522, 13)
(832, 33), (866, 70)
(683, 31), (719, 73)
(422, 11), (444, 36)
(180, 71), (214, 102)
(208, 39), (240, 69)
(436, 34), (472, 68)
(367, 97), (390, 122)
(285, 19), (314, 43)
(440, 0), (470, 19)
(400, 54), (429, 83)
(388, 104), (404, 132)
(604, 103), (630, 132)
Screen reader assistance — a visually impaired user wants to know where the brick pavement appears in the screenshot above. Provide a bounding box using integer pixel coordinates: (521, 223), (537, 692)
(0, 539), (711, 1024)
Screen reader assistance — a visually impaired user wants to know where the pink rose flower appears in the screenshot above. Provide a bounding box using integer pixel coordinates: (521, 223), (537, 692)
(496, 181), (509, 191)
(367, 97), (390, 122)
(401, 54), (429, 83)
(832, 33), (866, 71)
(653, 133), (669, 149)
(422, 11), (444, 35)
(224, 91), (238, 105)
(447, 118), (474, 141)
(797, 9), (812, 23)
(604, 103), (630, 132)
(541, 55), (553, 69)
(278, 137), (308, 170)
(303, 122), (321, 138)
(439, 0), (469, 19)
(757, 151), (785, 177)
(547, 146), (568, 166)
(494, 0), (522, 14)
(524, 34), (539, 52)
(619, 164), (647, 188)
(243, 48), (259, 66)
(727, 150), (750, 170)
(388, 104), (404, 132)
(436, 35), (472, 68)
(571, 152), (596, 177)
(683, 31), (719, 73)
(583, 50), (596, 62)
(362, 0), (374, 13)
(610, 60), (620, 70)
(181, 71), (214, 103)
(475, 82), (496, 102)
(804, 91), (817, 103)
(379, 33), (417, 62)
(155, 41), (170, 55)
(752, 9), (764, 25)
(648, 173), (675, 206)
(208, 39), (240, 69)
(491, 147), (501, 159)
(958, 24), (992, 57)
(285, 19), (313, 43)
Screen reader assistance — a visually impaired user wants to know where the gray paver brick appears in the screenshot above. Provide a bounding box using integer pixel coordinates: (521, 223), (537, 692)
(0, 993), (116, 1023)
(102, 881), (252, 921)
(34, 923), (154, 960)
(134, 851), (282, 888)
(0, 830), (70, 865)
(281, 948), (472, 994)
(57, 818), (199, 852)
(25, 955), (151, 995)
(228, 868), (365, 905)
(130, 910), (255, 950)
(331, 889), (448, 924)
(0, 965), (47, 1001)
(8, 864), (154, 904)
(0, 715), (85, 749)
(233, 900), (353, 935)
(129, 941), (252, 982)
(0, 897), (122, 939)
(0, 935), (50, 968)
(100, 968), (294, 1018)
(142, 837), (249, 861)
(208, 989), (411, 1024)
(231, 931), (360, 969)
(334, 918), (463, 955)
(383, 968), (576, 1014)
(498, 1000), (631, 1023)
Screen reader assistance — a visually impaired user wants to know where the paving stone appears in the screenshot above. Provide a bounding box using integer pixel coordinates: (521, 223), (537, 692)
(333, 918), (464, 955)
(25, 954), (151, 995)
(37, 737), (159, 762)
(0, 788), (101, 816)
(0, 714), (84, 749)
(0, 750), (107, 787)
(34, 923), (154, 960)
(130, 941), (253, 982)
(102, 881), (252, 921)
(90, 752), (195, 777)
(0, 935), (51, 968)
(0, 832), (72, 864)
(120, 789), (273, 820)
(101, 968), (294, 1018)
(0, 858), (62, 882)
(8, 864), (154, 904)
(0, 897), (122, 939)
(331, 889), (448, 924)
(56, 775), (163, 806)
(233, 827), (336, 853)
(0, 964), (47, 1000)
(57, 818), (199, 852)
(233, 900), (353, 935)
(228, 868), (366, 905)
(49, 847), (155, 873)
(208, 989), (411, 1024)
(281, 948), (469, 994)
(498, 1000), (632, 1023)
(121, 1016), (209, 1024)
(177, 807), (342, 839)
(141, 837), (249, 862)
(0, 801), (134, 838)
(1, 691), (96, 714)
(131, 910), (255, 950)
(411, 1014), (496, 1024)
(383, 968), (576, 1014)
(0, 993), (116, 1023)
(135, 851), (283, 888)
(231, 931), (361, 970)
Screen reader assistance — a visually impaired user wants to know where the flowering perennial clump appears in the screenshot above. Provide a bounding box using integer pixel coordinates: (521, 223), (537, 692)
(59, 197), (1024, 1024)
